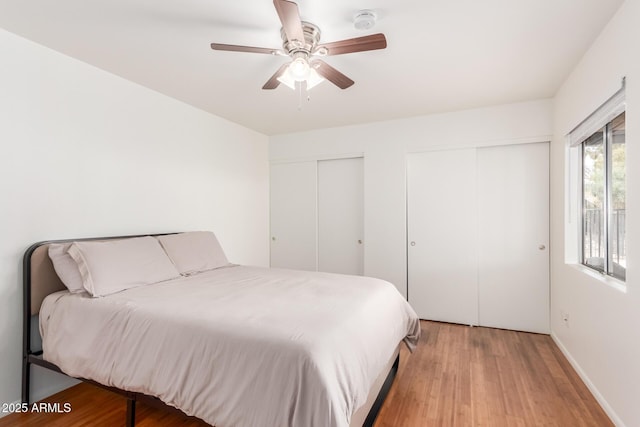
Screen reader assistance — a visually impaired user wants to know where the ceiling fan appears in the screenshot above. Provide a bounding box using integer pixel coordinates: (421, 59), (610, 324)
(210, 0), (387, 90)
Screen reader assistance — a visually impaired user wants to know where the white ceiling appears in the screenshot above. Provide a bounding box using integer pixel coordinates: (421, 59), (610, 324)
(0, 0), (624, 135)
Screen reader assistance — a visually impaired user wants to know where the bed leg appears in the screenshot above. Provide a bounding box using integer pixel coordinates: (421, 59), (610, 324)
(22, 358), (30, 404)
(126, 398), (136, 427)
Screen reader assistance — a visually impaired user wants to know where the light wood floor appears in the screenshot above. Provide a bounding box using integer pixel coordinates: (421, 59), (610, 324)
(377, 321), (612, 426)
(0, 321), (612, 427)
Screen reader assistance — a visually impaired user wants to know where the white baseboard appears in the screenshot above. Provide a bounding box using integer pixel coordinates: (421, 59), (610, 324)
(28, 378), (80, 405)
(551, 332), (625, 427)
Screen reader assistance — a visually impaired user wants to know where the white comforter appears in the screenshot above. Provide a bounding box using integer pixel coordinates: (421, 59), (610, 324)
(40, 266), (420, 427)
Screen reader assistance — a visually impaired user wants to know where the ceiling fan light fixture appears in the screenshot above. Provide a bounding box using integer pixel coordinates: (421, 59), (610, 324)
(288, 56), (311, 81)
(277, 64), (325, 90)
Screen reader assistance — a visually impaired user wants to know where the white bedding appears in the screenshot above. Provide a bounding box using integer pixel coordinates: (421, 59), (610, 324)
(40, 266), (420, 427)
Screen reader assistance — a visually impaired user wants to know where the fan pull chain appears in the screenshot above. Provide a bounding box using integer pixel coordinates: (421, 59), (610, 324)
(294, 81), (312, 111)
(305, 80), (311, 104)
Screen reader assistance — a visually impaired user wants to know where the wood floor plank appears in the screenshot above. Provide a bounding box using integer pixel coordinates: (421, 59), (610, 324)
(0, 321), (612, 427)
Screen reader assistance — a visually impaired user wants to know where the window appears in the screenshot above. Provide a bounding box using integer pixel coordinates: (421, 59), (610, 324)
(581, 112), (626, 280)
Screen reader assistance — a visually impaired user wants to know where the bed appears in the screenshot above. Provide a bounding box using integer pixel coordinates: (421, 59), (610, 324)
(22, 232), (420, 427)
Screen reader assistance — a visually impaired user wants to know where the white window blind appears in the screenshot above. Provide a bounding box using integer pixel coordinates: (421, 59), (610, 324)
(568, 77), (626, 147)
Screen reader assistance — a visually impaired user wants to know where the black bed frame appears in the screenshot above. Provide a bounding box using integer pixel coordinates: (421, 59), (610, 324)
(22, 235), (399, 427)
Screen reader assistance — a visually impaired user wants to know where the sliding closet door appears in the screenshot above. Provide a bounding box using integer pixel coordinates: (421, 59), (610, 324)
(407, 149), (478, 325)
(270, 161), (317, 271)
(317, 157), (364, 275)
(477, 142), (549, 333)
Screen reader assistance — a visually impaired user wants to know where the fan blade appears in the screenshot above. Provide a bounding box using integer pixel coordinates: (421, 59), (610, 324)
(211, 43), (279, 55)
(273, 0), (305, 45)
(312, 60), (354, 89)
(316, 33), (387, 56)
(262, 63), (290, 90)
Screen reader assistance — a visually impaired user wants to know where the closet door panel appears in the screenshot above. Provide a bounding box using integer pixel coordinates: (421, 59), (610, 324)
(477, 142), (549, 333)
(270, 162), (317, 271)
(318, 157), (364, 275)
(407, 149), (478, 325)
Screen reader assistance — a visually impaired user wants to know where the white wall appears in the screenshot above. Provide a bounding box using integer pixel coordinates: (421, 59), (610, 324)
(270, 99), (553, 297)
(0, 29), (269, 407)
(551, 1), (639, 426)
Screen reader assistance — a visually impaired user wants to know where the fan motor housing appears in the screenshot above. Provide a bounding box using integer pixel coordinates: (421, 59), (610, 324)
(281, 22), (321, 55)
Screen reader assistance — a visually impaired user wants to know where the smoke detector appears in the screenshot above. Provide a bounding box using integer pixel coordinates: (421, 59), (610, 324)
(353, 10), (377, 30)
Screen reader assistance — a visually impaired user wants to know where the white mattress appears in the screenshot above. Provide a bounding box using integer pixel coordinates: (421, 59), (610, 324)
(40, 265), (420, 427)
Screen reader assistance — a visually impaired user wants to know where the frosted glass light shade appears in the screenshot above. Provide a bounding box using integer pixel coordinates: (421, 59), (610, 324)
(277, 64), (325, 90)
(289, 57), (310, 81)
(306, 69), (324, 89)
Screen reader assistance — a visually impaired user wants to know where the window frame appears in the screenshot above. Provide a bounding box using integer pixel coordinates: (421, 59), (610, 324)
(579, 113), (625, 281)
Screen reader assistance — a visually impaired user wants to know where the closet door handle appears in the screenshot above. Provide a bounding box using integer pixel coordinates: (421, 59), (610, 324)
(410, 241), (416, 246)
(358, 240), (363, 244)
(538, 244), (546, 250)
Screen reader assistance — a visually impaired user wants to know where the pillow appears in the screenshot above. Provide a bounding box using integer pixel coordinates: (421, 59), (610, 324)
(156, 231), (229, 275)
(67, 236), (180, 297)
(48, 243), (85, 293)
